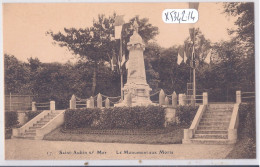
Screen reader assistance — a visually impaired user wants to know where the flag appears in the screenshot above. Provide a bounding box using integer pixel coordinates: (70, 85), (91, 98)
(204, 50), (211, 64)
(111, 52), (117, 71)
(111, 56), (114, 71)
(114, 15), (125, 39)
(177, 52), (183, 65)
(115, 26), (122, 39)
(191, 46), (196, 68)
(189, 28), (195, 43)
(183, 51), (187, 63)
(189, 2), (199, 10)
(121, 54), (126, 67)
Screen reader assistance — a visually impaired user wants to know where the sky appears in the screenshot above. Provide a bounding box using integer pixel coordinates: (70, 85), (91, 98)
(3, 2), (237, 63)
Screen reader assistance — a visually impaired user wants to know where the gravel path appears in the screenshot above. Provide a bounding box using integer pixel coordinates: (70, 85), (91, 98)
(5, 139), (233, 160)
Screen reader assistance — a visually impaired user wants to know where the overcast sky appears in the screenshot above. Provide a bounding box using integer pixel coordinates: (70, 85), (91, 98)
(3, 2), (236, 63)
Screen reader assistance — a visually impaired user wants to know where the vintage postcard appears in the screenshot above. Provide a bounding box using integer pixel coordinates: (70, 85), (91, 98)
(1, 0), (258, 166)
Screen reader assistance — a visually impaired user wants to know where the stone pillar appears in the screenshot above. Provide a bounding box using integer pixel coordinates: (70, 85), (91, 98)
(228, 129), (237, 141)
(190, 95), (195, 106)
(183, 129), (193, 140)
(89, 96), (94, 108)
(203, 92), (208, 105)
(179, 94), (185, 106)
(86, 99), (90, 108)
(165, 96), (169, 105)
(172, 92), (177, 108)
(126, 93), (132, 107)
(32, 102), (37, 111)
(50, 101), (55, 111)
(183, 94), (187, 105)
(159, 89), (165, 105)
(97, 93), (102, 108)
(236, 90), (241, 104)
(70, 94), (76, 109)
(105, 98), (110, 108)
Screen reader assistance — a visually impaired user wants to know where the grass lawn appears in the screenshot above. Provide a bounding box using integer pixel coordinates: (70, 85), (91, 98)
(225, 137), (256, 159)
(44, 125), (188, 144)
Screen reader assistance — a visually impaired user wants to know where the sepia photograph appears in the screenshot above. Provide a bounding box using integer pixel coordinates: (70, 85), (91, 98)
(1, 1), (257, 165)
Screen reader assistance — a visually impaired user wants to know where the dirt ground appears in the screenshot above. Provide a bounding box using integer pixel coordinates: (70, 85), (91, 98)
(5, 139), (233, 160)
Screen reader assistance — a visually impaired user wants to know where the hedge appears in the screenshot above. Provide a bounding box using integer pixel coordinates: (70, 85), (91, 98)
(238, 102), (256, 140)
(25, 111), (43, 121)
(5, 112), (18, 128)
(64, 105), (165, 130)
(176, 105), (199, 125)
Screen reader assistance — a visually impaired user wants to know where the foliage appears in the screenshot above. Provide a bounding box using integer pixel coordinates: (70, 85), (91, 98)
(64, 106), (165, 130)
(225, 102), (256, 159)
(238, 102), (256, 140)
(176, 105), (199, 125)
(4, 54), (31, 94)
(47, 14), (159, 96)
(25, 111), (42, 121)
(64, 108), (101, 129)
(5, 112), (19, 128)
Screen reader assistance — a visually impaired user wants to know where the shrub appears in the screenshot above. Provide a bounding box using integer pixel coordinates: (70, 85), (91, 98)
(64, 108), (101, 129)
(64, 105), (165, 130)
(26, 111), (42, 121)
(5, 112), (18, 128)
(176, 105), (199, 126)
(238, 102), (256, 140)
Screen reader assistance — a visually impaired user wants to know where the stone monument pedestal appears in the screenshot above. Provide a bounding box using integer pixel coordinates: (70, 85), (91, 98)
(115, 20), (154, 107)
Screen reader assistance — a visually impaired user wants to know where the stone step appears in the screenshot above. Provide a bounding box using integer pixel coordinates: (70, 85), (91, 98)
(188, 138), (231, 145)
(207, 107), (233, 110)
(22, 133), (36, 138)
(194, 134), (228, 139)
(29, 126), (40, 130)
(24, 131), (36, 135)
(197, 126), (228, 130)
(206, 110), (233, 114)
(37, 120), (50, 123)
(26, 129), (36, 133)
(204, 111), (232, 115)
(43, 115), (56, 119)
(208, 103), (235, 108)
(202, 114), (231, 119)
(199, 122), (230, 126)
(33, 124), (45, 128)
(200, 118), (231, 122)
(195, 130), (228, 134)
(13, 135), (35, 140)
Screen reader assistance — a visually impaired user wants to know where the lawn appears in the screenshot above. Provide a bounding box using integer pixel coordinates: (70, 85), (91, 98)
(225, 137), (256, 159)
(44, 125), (188, 144)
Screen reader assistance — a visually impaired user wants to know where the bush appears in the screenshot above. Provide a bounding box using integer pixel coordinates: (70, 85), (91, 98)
(25, 111), (42, 121)
(64, 105), (165, 130)
(64, 108), (101, 129)
(5, 112), (18, 128)
(225, 102), (256, 159)
(176, 105), (199, 126)
(238, 102), (256, 140)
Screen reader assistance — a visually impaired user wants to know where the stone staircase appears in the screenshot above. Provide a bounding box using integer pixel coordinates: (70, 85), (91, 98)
(186, 103), (235, 144)
(12, 110), (64, 140)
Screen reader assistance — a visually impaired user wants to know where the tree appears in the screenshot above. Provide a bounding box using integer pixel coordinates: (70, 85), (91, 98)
(48, 14), (159, 96)
(47, 14), (116, 95)
(223, 2), (255, 90)
(4, 54), (31, 94)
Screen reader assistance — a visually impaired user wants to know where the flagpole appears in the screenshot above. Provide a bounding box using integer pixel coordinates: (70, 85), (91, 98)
(120, 37), (123, 101)
(192, 28), (196, 101)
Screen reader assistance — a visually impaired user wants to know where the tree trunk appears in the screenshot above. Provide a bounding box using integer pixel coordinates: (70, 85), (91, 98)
(91, 64), (97, 96)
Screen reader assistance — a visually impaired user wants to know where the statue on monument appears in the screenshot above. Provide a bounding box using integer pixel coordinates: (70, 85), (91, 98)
(115, 19), (153, 107)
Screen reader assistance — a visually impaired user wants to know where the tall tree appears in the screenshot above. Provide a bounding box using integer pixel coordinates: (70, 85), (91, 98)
(48, 14), (159, 96)
(223, 2), (255, 90)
